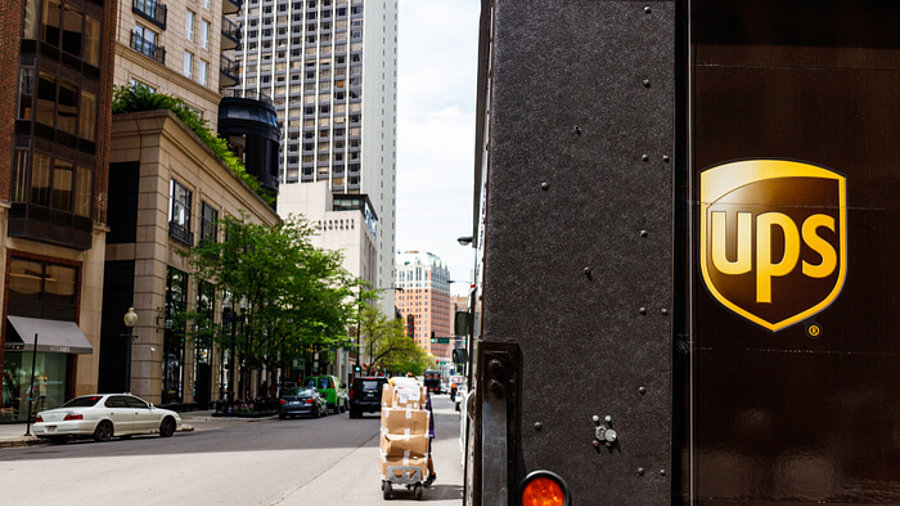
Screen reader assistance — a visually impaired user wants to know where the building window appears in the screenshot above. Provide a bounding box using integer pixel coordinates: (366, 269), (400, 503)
(200, 19), (209, 49)
(183, 51), (193, 78)
(185, 9), (194, 40)
(163, 267), (188, 404)
(168, 179), (193, 245)
(201, 202), (218, 242)
(132, 25), (165, 64)
(7, 258), (78, 320)
(198, 59), (208, 86)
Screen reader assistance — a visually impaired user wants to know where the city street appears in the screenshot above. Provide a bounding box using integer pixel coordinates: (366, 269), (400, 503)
(0, 396), (464, 505)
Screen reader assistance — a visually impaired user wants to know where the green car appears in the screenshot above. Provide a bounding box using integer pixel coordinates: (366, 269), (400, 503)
(301, 375), (348, 414)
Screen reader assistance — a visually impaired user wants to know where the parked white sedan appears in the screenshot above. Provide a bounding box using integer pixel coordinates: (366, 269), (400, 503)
(33, 393), (183, 444)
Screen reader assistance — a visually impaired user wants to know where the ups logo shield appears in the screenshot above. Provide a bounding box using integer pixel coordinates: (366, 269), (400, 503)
(700, 160), (847, 331)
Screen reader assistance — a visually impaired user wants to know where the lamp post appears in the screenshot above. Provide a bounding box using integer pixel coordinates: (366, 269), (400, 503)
(123, 306), (138, 393)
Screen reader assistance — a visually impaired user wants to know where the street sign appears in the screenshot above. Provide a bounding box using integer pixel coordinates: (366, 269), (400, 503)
(437, 337), (450, 344)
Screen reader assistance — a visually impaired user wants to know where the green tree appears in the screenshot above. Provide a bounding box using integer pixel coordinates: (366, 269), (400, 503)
(358, 303), (428, 375)
(180, 213), (358, 400)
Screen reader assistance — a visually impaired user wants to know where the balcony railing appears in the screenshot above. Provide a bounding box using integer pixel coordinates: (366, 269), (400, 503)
(130, 31), (166, 65)
(168, 221), (194, 246)
(220, 54), (239, 86)
(221, 16), (241, 50)
(132, 0), (167, 30)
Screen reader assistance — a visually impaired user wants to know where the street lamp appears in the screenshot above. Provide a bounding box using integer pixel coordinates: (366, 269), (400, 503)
(457, 236), (474, 247)
(123, 306), (138, 392)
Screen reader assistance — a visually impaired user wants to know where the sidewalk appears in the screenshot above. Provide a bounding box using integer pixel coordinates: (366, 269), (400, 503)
(0, 410), (276, 448)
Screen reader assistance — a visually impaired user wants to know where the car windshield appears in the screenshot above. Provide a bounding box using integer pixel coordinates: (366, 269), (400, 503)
(360, 380), (381, 391)
(62, 395), (104, 408)
(283, 387), (316, 397)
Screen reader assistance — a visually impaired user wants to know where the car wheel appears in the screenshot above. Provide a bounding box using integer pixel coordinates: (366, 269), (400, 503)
(48, 436), (68, 445)
(455, 403), (460, 412)
(414, 483), (423, 500)
(350, 409), (359, 419)
(382, 481), (392, 500)
(119, 434), (132, 440)
(278, 413), (287, 420)
(93, 420), (113, 442)
(159, 416), (176, 437)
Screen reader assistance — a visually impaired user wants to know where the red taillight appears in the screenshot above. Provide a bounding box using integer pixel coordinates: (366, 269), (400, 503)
(520, 471), (569, 506)
(305, 399), (314, 404)
(280, 399), (287, 405)
(64, 413), (83, 421)
(35, 415), (43, 423)
(451, 383), (457, 389)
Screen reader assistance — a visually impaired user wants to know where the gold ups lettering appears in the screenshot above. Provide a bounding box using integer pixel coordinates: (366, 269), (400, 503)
(700, 160), (846, 331)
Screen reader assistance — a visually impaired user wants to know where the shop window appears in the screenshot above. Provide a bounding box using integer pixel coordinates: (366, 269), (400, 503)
(163, 267), (188, 404)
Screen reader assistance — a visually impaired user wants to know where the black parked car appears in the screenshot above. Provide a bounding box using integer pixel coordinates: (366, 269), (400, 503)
(278, 387), (328, 419)
(348, 376), (388, 418)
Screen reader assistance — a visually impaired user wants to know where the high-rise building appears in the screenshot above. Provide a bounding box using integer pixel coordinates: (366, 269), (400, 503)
(1, 0), (118, 420)
(114, 0), (244, 128)
(230, 0), (398, 315)
(395, 251), (452, 357)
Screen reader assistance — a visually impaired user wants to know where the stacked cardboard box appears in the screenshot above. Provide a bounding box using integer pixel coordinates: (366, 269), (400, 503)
(379, 379), (430, 482)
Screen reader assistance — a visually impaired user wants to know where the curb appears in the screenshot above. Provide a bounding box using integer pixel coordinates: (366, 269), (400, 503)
(0, 438), (47, 449)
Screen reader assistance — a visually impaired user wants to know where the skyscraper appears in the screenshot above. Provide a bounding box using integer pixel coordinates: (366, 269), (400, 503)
(231, 0), (398, 314)
(395, 251), (452, 357)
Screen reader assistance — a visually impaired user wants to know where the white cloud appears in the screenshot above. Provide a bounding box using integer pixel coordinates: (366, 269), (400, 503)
(397, 0), (480, 294)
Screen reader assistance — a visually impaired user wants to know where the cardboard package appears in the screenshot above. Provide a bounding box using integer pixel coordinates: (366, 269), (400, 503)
(381, 382), (425, 410)
(381, 406), (430, 435)
(380, 453), (429, 481)
(380, 430), (429, 458)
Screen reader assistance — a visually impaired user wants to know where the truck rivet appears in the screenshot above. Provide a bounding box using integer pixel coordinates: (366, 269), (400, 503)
(639, 307), (647, 315)
(593, 439), (601, 448)
(604, 415), (612, 423)
(644, 6), (651, 14)
(642, 154), (650, 162)
(540, 182), (549, 191)
(639, 386), (647, 394)
(659, 469), (667, 476)
(592, 415), (600, 423)
(640, 229), (648, 238)
(663, 155), (671, 163)
(642, 79), (651, 88)
(584, 267), (592, 278)
(575, 125), (582, 136)
(638, 467), (646, 476)
(534, 422), (542, 431)
(661, 308), (668, 315)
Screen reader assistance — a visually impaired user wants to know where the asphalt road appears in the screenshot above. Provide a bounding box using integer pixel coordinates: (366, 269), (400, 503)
(0, 395), (465, 505)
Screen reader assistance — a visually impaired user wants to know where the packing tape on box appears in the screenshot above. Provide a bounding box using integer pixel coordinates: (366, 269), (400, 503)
(403, 428), (410, 440)
(403, 450), (409, 466)
(405, 407), (412, 419)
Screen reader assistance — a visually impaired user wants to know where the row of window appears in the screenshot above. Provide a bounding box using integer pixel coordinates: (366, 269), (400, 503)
(167, 179), (220, 246)
(11, 150), (92, 218)
(23, 0), (103, 68)
(18, 69), (98, 144)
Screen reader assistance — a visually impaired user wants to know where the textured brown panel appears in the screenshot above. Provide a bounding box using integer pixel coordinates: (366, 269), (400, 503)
(482, 0), (676, 504)
(692, 1), (900, 504)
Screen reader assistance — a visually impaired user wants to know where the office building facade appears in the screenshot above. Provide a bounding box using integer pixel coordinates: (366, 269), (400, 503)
(1, 0), (118, 420)
(230, 0), (397, 315)
(395, 251), (451, 357)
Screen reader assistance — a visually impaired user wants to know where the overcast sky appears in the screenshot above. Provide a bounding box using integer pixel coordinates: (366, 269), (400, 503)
(396, 0), (480, 296)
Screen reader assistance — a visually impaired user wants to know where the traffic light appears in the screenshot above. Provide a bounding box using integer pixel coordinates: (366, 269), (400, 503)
(354, 365), (361, 373)
(430, 331), (436, 344)
(407, 314), (415, 337)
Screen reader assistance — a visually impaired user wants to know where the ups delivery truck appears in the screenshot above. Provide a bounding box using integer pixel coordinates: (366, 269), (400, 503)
(461, 1), (900, 505)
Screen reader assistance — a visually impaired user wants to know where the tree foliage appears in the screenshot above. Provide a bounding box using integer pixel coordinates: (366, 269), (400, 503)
(111, 83), (275, 206)
(179, 214), (359, 398)
(359, 303), (430, 375)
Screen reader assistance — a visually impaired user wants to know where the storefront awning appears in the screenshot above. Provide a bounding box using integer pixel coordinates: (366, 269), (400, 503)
(5, 316), (93, 354)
